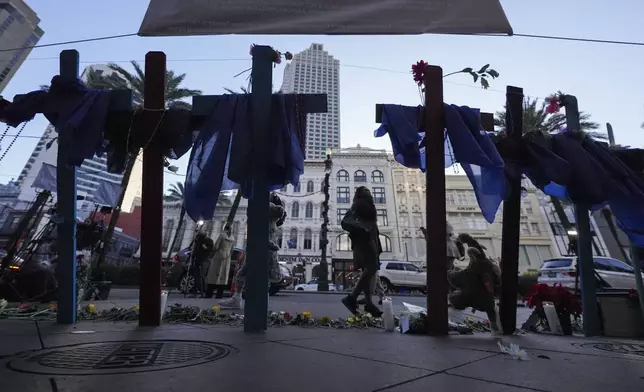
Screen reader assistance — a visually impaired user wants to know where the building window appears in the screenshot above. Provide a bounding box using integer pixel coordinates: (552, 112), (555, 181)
(354, 170), (367, 182)
(306, 180), (314, 193)
(530, 222), (541, 235)
(305, 202), (313, 218)
(289, 228), (298, 248)
(337, 187), (350, 204)
(377, 209), (388, 226)
(371, 170), (384, 183)
(379, 234), (392, 252)
(275, 228), (283, 248)
(524, 200), (534, 214)
(293, 183), (301, 193)
(304, 229), (313, 250)
(520, 222), (530, 235)
(446, 192), (455, 205)
(291, 202), (300, 218)
(336, 170), (349, 182)
(337, 208), (349, 224)
(336, 233), (352, 251)
(162, 219), (174, 250)
(172, 221), (186, 252)
(456, 191), (468, 205)
(373, 187), (386, 204)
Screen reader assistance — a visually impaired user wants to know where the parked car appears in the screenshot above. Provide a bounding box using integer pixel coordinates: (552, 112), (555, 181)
(165, 247), (293, 296)
(537, 256), (643, 290)
(379, 260), (426, 293)
(294, 279), (337, 291)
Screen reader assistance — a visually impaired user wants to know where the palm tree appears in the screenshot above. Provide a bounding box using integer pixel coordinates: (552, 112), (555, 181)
(494, 97), (604, 256)
(93, 63), (202, 269)
(494, 97), (604, 139)
(164, 182), (233, 262)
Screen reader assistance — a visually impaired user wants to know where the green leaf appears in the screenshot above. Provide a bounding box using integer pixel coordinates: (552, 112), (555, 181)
(461, 67), (473, 73)
(487, 69), (499, 78)
(478, 64), (490, 73)
(481, 78), (490, 89)
(470, 71), (479, 83)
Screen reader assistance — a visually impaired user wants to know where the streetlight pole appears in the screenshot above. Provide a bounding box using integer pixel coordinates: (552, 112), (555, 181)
(318, 153), (332, 291)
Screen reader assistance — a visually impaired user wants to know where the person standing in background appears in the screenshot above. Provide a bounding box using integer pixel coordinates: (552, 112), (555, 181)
(205, 223), (235, 299)
(190, 232), (214, 297)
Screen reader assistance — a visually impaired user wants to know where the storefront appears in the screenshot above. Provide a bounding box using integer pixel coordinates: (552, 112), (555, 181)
(332, 258), (357, 291)
(278, 254), (332, 283)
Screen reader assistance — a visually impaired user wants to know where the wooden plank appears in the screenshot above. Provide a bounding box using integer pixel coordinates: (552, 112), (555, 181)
(192, 93), (328, 116)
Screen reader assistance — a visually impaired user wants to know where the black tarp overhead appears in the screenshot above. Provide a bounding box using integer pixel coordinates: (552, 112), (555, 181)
(138, 0), (513, 36)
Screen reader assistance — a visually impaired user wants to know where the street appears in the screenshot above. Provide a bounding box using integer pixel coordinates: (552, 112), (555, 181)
(100, 288), (532, 327)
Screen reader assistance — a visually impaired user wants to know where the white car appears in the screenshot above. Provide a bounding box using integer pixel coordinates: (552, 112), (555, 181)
(537, 256), (644, 290)
(294, 279), (337, 291)
(379, 260), (426, 293)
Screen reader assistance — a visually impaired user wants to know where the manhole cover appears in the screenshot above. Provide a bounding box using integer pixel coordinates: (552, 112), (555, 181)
(579, 342), (644, 357)
(6, 340), (232, 375)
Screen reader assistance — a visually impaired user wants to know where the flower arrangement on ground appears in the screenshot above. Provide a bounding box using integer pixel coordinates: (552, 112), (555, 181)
(526, 283), (582, 335)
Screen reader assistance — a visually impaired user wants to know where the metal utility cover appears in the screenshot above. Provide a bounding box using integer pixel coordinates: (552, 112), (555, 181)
(138, 0), (513, 36)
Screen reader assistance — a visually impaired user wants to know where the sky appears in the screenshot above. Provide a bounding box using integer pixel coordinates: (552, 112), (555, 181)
(0, 0), (643, 193)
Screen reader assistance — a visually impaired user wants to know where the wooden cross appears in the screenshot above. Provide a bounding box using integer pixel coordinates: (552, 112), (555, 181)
(192, 65), (327, 331)
(374, 83), (499, 335)
(55, 50), (133, 324)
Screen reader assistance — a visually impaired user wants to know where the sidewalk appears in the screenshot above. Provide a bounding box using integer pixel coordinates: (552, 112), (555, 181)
(1, 319), (643, 391)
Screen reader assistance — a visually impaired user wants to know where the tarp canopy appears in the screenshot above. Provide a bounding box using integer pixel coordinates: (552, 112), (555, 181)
(138, 0), (513, 36)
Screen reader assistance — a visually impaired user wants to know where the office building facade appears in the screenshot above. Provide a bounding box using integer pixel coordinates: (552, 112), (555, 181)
(280, 43), (340, 160)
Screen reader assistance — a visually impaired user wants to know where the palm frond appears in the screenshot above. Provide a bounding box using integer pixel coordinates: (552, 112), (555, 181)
(494, 96), (599, 136)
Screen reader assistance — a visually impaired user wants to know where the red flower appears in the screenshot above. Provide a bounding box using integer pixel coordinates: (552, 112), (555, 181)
(412, 60), (429, 86)
(545, 95), (560, 114)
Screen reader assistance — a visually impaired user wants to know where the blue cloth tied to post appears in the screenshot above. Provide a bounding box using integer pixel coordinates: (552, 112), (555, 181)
(0, 75), (111, 168)
(47, 76), (111, 167)
(374, 104), (505, 223)
(184, 93), (307, 221)
(496, 128), (644, 247)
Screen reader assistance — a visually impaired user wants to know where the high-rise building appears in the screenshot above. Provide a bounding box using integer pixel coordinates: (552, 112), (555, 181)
(280, 43), (340, 159)
(16, 64), (143, 215)
(0, 0), (44, 93)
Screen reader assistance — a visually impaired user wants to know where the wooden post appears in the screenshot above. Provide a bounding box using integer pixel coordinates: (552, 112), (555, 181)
(561, 95), (600, 336)
(139, 51), (166, 326)
(424, 66), (448, 336)
(499, 86), (523, 335)
(56, 49), (80, 325)
(480, 113), (494, 132)
(243, 45), (274, 332)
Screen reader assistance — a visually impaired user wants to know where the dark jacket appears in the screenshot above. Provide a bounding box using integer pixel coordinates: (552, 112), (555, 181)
(193, 235), (215, 264)
(341, 200), (382, 270)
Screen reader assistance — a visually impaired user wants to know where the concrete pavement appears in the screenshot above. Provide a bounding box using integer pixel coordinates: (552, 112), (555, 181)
(1, 318), (643, 391)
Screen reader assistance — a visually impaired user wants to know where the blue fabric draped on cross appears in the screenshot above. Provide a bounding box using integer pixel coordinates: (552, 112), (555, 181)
(46, 75), (111, 167)
(0, 75), (111, 168)
(533, 130), (644, 247)
(184, 93), (306, 221)
(374, 104), (505, 223)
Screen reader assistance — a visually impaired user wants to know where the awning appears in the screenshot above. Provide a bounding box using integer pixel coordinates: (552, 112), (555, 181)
(138, 0), (513, 36)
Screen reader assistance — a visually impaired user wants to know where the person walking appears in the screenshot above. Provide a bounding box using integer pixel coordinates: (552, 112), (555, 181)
(340, 186), (383, 317)
(205, 223), (235, 299)
(357, 263), (385, 306)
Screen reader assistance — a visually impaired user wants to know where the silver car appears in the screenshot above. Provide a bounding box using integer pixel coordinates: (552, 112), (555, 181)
(537, 256), (643, 290)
